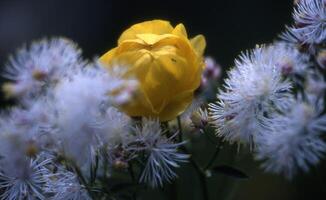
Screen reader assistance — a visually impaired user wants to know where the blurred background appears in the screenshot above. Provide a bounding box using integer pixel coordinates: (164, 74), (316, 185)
(0, 0), (325, 199)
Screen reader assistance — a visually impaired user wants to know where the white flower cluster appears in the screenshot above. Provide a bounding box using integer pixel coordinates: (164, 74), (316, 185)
(0, 38), (188, 199)
(209, 45), (294, 148)
(210, 37), (326, 178)
(209, 0), (326, 179)
(129, 119), (189, 187)
(256, 98), (326, 179)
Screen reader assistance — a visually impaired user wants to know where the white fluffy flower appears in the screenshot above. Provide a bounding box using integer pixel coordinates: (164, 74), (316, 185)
(2, 38), (83, 100)
(44, 169), (90, 200)
(129, 119), (189, 188)
(209, 46), (293, 147)
(0, 101), (56, 160)
(255, 99), (326, 178)
(282, 0), (326, 44)
(0, 156), (52, 200)
(97, 107), (131, 147)
(52, 64), (136, 169)
(96, 107), (133, 166)
(52, 67), (111, 167)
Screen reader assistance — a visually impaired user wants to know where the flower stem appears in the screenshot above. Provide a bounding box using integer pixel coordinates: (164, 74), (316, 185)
(177, 116), (183, 142)
(190, 158), (209, 200)
(176, 116), (209, 200)
(71, 161), (96, 199)
(128, 162), (137, 200)
(204, 141), (224, 171)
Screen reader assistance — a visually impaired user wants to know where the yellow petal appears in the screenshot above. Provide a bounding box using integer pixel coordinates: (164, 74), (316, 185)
(158, 90), (194, 121)
(136, 33), (176, 45)
(155, 53), (186, 81)
(116, 39), (146, 54)
(100, 48), (117, 66)
(118, 20), (174, 44)
(172, 23), (188, 38)
(190, 34), (206, 56)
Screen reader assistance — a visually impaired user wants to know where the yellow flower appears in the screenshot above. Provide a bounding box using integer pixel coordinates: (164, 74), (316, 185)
(100, 20), (206, 121)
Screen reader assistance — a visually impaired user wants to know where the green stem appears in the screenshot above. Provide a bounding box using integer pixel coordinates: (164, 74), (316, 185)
(177, 116), (183, 142)
(203, 129), (219, 145)
(90, 153), (99, 184)
(161, 121), (172, 138)
(128, 162), (137, 200)
(204, 141), (224, 171)
(199, 170), (209, 200)
(176, 116), (209, 200)
(189, 157), (209, 200)
(72, 162), (88, 187)
(132, 116), (142, 127)
(71, 162), (96, 199)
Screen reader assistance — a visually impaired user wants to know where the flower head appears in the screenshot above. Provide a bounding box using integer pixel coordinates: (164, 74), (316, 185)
(255, 99), (326, 178)
(100, 20), (206, 121)
(44, 169), (91, 200)
(2, 38), (83, 100)
(282, 0), (326, 45)
(0, 156), (52, 200)
(209, 45), (293, 147)
(51, 64), (136, 170)
(128, 119), (189, 187)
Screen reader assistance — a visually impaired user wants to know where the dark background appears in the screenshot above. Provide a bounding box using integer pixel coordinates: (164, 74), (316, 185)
(0, 0), (325, 199)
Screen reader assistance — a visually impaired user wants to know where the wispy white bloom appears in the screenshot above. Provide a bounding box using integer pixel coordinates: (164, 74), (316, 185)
(52, 67), (111, 167)
(282, 0), (326, 44)
(255, 99), (326, 178)
(11, 99), (57, 151)
(0, 102), (55, 160)
(0, 156), (52, 200)
(129, 119), (189, 188)
(2, 38), (83, 100)
(52, 64), (136, 170)
(97, 107), (131, 147)
(97, 107), (133, 167)
(103, 64), (139, 106)
(209, 46), (293, 147)
(44, 169), (90, 200)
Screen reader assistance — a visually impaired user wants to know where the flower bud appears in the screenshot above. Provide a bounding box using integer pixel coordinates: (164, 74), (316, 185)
(25, 140), (39, 157)
(190, 108), (209, 129)
(276, 58), (294, 76)
(113, 160), (129, 169)
(204, 57), (221, 80)
(2, 82), (29, 98)
(100, 20), (206, 121)
(32, 70), (48, 81)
